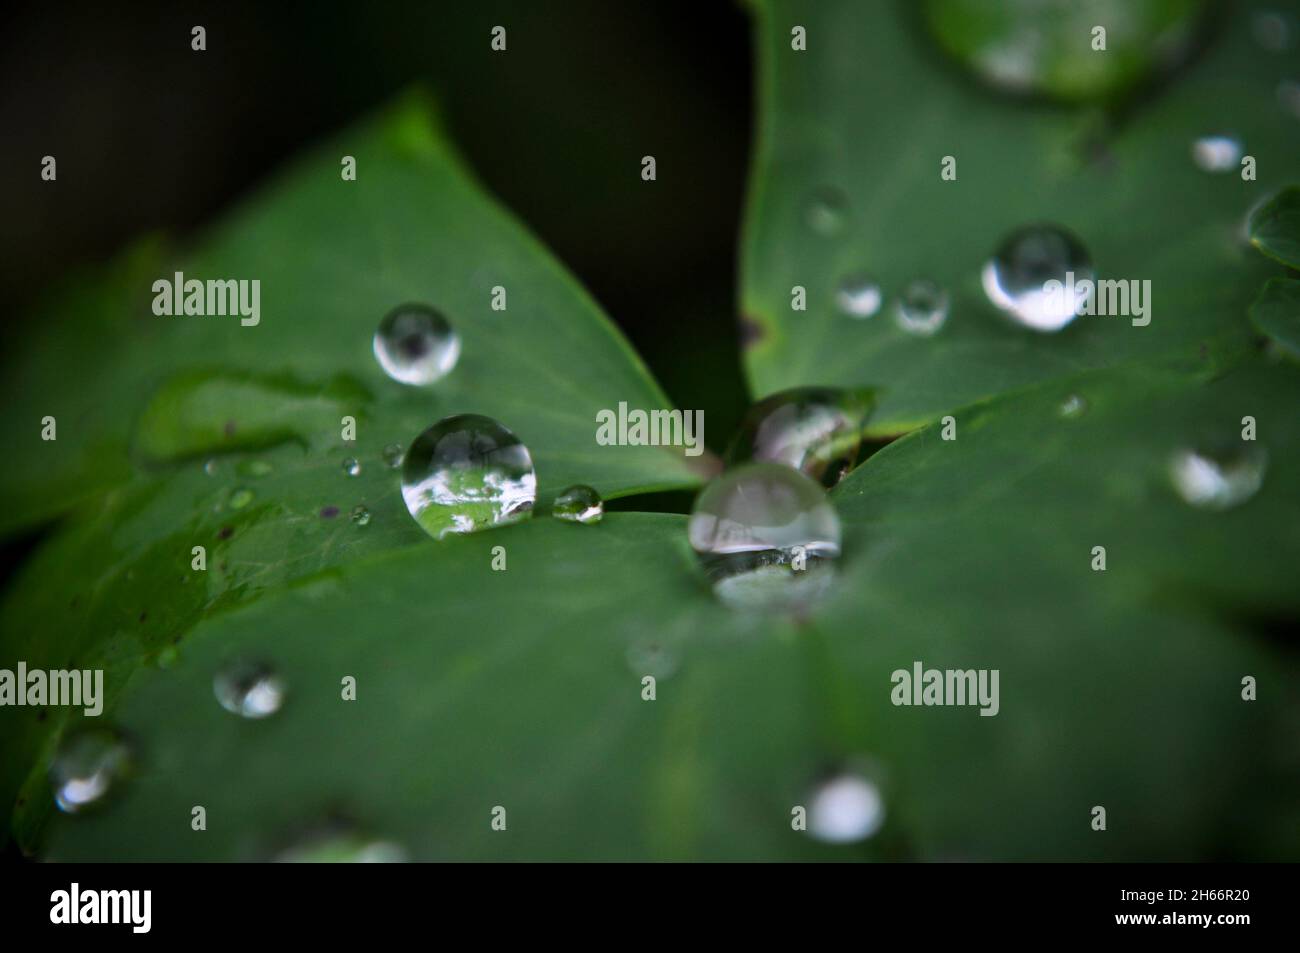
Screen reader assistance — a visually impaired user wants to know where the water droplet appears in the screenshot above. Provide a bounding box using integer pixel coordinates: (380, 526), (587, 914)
(228, 486), (254, 510)
(1058, 393), (1088, 419)
(350, 504), (371, 527)
(982, 224), (1094, 332)
(804, 186), (849, 236)
(382, 443), (405, 469)
(553, 484), (603, 524)
(836, 273), (882, 318)
(726, 388), (873, 488)
(688, 462), (841, 611)
(1278, 80), (1300, 119)
(807, 771), (885, 844)
(275, 832), (407, 863)
(1192, 135), (1243, 173)
(401, 414), (536, 540)
(1169, 446), (1267, 510)
(51, 728), (132, 813)
(214, 660), (285, 719)
(373, 304), (461, 386)
(626, 639), (680, 679)
(342, 457), (361, 477)
(203, 459), (219, 476)
(236, 459), (273, 479)
(895, 278), (950, 336)
(1252, 10), (1292, 51)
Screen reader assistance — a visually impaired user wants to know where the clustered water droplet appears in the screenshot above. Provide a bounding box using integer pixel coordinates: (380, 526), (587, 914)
(726, 388), (872, 488)
(373, 304), (461, 385)
(895, 278), (950, 336)
(1168, 446), (1267, 510)
(688, 462), (841, 610)
(401, 414), (536, 540)
(51, 728), (133, 813)
(982, 224), (1094, 331)
(214, 660), (286, 719)
(836, 273), (882, 318)
(807, 770), (885, 844)
(553, 484), (603, 524)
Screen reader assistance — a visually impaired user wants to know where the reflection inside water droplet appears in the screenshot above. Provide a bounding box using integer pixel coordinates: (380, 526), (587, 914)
(401, 414), (536, 540)
(807, 770), (885, 844)
(727, 388), (872, 488)
(836, 273), (882, 318)
(895, 278), (950, 336)
(373, 304), (461, 385)
(1169, 446), (1267, 510)
(553, 484), (603, 524)
(688, 463), (841, 611)
(1192, 135), (1243, 173)
(982, 224), (1094, 331)
(214, 660), (285, 718)
(51, 728), (132, 813)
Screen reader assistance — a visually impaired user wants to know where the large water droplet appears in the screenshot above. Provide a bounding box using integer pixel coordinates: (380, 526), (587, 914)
(373, 304), (461, 385)
(401, 414), (536, 540)
(727, 388), (872, 488)
(51, 728), (132, 813)
(836, 273), (882, 318)
(807, 771), (885, 844)
(214, 660), (285, 719)
(1192, 135), (1243, 173)
(982, 224), (1094, 332)
(895, 278), (950, 336)
(804, 186), (849, 236)
(1169, 446), (1267, 510)
(688, 463), (841, 610)
(553, 484), (603, 524)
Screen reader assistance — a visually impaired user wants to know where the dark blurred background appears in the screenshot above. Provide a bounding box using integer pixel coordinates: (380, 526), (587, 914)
(0, 0), (752, 446)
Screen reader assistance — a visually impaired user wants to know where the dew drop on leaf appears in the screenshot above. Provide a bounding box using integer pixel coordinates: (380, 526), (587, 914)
(1058, 393), (1089, 419)
(1168, 446), (1267, 510)
(727, 388), (872, 488)
(382, 443), (405, 469)
(401, 414), (536, 540)
(553, 484), (603, 524)
(688, 462), (841, 610)
(350, 504), (371, 527)
(807, 770), (885, 844)
(1191, 135), (1243, 173)
(342, 457), (361, 477)
(228, 486), (254, 509)
(214, 660), (285, 719)
(982, 224), (1094, 331)
(803, 186), (849, 236)
(373, 304), (461, 386)
(836, 273), (882, 318)
(51, 728), (132, 814)
(895, 278), (950, 336)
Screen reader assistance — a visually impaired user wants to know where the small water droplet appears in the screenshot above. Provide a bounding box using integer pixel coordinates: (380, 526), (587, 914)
(350, 504), (371, 527)
(203, 459), (218, 476)
(1252, 10), (1292, 51)
(688, 463), (841, 611)
(342, 457), (361, 477)
(726, 388), (873, 487)
(51, 728), (132, 813)
(804, 186), (849, 236)
(401, 414), (537, 540)
(1169, 446), (1267, 510)
(382, 443), (405, 469)
(982, 224), (1094, 331)
(836, 273), (882, 318)
(236, 459), (273, 479)
(228, 486), (254, 509)
(1058, 393), (1088, 419)
(553, 484), (603, 524)
(1192, 135), (1243, 173)
(626, 639), (680, 679)
(895, 278), (950, 336)
(275, 831), (407, 863)
(214, 660), (285, 718)
(373, 304), (461, 386)
(807, 770), (885, 844)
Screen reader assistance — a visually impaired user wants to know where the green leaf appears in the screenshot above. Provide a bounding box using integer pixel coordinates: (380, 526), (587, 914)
(1249, 186), (1300, 269)
(40, 357), (1300, 861)
(1250, 277), (1300, 360)
(0, 91), (706, 539)
(741, 0), (1299, 434)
